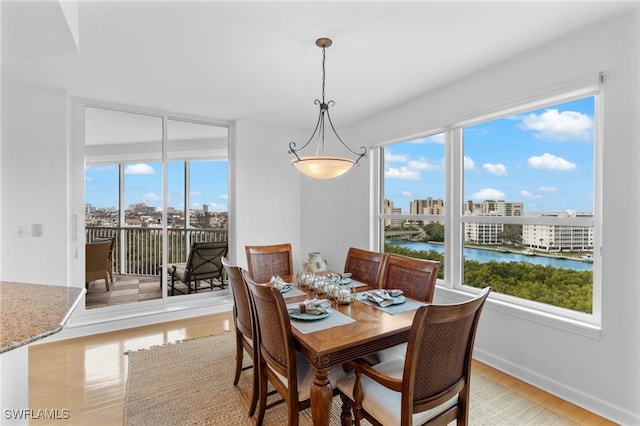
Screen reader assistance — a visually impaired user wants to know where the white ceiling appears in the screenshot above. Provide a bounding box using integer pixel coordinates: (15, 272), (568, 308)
(2, 1), (638, 129)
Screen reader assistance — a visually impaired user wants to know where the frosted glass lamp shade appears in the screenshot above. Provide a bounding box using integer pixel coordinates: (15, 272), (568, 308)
(291, 156), (355, 179)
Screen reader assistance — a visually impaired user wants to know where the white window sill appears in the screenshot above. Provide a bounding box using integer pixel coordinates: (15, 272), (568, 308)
(434, 285), (601, 339)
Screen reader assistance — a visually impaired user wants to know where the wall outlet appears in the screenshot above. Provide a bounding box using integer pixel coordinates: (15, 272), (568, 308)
(32, 224), (42, 237)
(18, 225), (30, 238)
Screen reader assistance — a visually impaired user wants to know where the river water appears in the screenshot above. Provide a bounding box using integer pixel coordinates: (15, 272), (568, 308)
(385, 240), (593, 272)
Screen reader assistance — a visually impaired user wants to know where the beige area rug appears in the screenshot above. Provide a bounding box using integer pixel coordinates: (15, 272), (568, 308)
(124, 333), (578, 426)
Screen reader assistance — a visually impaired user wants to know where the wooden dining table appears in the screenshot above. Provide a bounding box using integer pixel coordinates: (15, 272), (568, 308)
(283, 277), (421, 426)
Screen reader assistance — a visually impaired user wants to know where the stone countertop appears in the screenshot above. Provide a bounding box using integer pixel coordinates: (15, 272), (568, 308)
(0, 281), (85, 354)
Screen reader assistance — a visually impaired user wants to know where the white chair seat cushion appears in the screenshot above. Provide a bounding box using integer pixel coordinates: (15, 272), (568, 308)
(270, 352), (349, 402)
(336, 357), (458, 425)
(362, 342), (408, 365)
(171, 263), (188, 281)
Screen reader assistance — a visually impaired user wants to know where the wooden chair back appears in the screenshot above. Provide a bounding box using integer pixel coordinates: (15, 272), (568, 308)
(245, 243), (293, 283)
(242, 269), (304, 425)
(224, 257), (253, 342)
(402, 287), (491, 425)
(379, 253), (440, 302)
(223, 257), (258, 416)
(343, 247), (387, 286)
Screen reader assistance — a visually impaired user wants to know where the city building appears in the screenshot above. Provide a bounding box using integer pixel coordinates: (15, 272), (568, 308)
(464, 214), (504, 245)
(465, 200), (523, 216)
(382, 199), (403, 227)
(523, 212), (595, 252)
(409, 197), (445, 215)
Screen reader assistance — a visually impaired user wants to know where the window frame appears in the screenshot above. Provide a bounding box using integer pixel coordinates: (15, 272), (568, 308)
(375, 75), (602, 332)
(74, 98), (231, 318)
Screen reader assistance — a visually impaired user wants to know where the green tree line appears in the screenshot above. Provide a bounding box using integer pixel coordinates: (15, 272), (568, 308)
(385, 244), (592, 314)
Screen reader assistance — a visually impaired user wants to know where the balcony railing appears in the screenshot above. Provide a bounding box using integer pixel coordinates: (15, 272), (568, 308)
(86, 226), (228, 277)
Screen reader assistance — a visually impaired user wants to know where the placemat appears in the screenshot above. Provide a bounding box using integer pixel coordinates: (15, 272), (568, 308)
(286, 302), (355, 334)
(350, 279), (368, 288)
(355, 292), (426, 315)
(282, 287), (307, 299)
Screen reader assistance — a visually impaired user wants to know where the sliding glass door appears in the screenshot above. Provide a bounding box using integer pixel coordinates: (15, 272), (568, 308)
(83, 105), (229, 309)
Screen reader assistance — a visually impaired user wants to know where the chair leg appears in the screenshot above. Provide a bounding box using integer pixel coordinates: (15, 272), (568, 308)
(255, 361), (268, 425)
(353, 371), (364, 426)
(233, 332), (243, 386)
(287, 398), (299, 426)
(340, 393), (353, 426)
(248, 358), (258, 417)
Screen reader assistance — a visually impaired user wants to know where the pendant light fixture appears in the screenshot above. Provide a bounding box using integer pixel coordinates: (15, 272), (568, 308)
(288, 38), (367, 179)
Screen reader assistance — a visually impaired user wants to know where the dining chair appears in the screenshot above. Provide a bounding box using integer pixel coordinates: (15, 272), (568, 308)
(222, 257), (258, 417)
(85, 239), (113, 291)
(379, 254), (440, 302)
(337, 287), (491, 426)
(245, 243), (294, 284)
(366, 253), (441, 364)
(343, 247), (387, 286)
(169, 241), (228, 295)
(242, 269), (346, 426)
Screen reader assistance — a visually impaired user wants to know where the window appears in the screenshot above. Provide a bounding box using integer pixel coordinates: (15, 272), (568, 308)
(379, 90), (600, 324)
(381, 132), (446, 280)
(83, 105), (229, 308)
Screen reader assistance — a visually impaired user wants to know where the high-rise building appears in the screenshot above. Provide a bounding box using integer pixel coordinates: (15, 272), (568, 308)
(467, 200), (523, 216)
(410, 197), (444, 215)
(383, 199), (403, 227)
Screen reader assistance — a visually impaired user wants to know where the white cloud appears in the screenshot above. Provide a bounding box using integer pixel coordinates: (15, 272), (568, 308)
(191, 190), (203, 197)
(384, 149), (409, 162)
(520, 109), (593, 141)
(472, 188), (505, 200)
(401, 190), (412, 197)
(407, 158), (441, 171)
(385, 166), (421, 180)
(528, 153), (576, 170)
(520, 190), (542, 199)
(464, 156), (476, 170)
(219, 194), (229, 200)
(125, 163), (155, 175)
(483, 163), (508, 176)
(538, 186), (557, 193)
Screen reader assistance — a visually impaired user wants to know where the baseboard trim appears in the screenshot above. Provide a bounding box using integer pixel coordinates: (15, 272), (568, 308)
(474, 348), (639, 425)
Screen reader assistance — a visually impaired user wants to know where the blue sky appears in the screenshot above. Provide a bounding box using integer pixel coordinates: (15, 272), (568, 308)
(85, 160), (229, 212)
(383, 96), (595, 213)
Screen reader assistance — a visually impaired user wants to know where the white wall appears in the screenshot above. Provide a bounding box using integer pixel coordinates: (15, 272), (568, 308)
(299, 12), (639, 424)
(1, 84), (69, 284)
(232, 119), (303, 269)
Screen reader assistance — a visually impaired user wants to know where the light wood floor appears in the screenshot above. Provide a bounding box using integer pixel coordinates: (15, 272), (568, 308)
(29, 311), (616, 426)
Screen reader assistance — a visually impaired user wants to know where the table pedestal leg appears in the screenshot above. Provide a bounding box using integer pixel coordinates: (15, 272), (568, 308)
(310, 367), (332, 426)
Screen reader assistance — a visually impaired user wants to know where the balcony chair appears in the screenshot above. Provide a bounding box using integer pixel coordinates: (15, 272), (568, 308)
(343, 247), (387, 286)
(337, 287), (491, 426)
(169, 241), (228, 295)
(222, 257), (259, 417)
(92, 236), (115, 284)
(242, 269), (347, 426)
(85, 239), (113, 291)
(245, 243), (293, 283)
